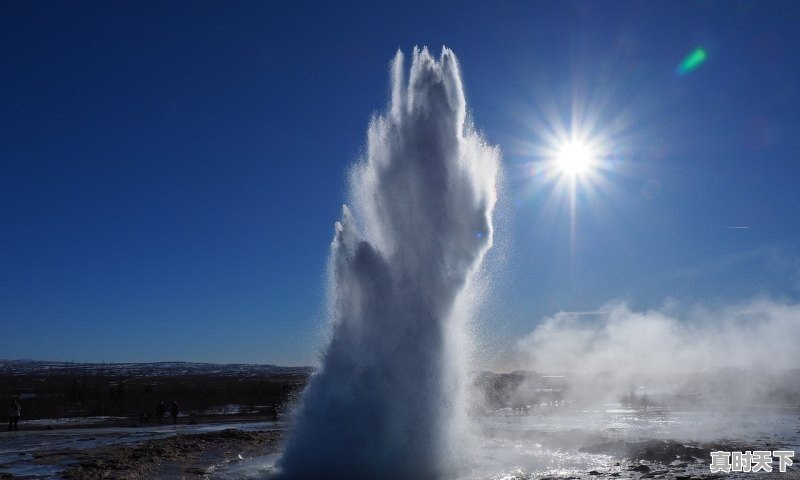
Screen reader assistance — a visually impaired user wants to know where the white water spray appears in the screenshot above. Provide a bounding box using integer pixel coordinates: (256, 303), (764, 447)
(277, 47), (499, 479)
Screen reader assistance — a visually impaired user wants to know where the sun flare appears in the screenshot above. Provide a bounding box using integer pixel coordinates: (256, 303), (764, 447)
(556, 142), (593, 176)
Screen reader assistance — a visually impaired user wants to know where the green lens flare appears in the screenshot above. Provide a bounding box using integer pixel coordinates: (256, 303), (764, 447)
(677, 47), (707, 75)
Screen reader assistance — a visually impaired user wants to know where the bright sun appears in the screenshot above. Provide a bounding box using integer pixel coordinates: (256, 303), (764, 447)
(556, 142), (593, 176)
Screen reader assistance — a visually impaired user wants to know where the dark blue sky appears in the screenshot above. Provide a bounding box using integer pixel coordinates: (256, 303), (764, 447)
(2, 1), (798, 365)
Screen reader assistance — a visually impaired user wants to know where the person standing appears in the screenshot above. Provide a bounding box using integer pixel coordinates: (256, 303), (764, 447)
(8, 396), (21, 431)
(170, 401), (179, 425)
(156, 401), (165, 425)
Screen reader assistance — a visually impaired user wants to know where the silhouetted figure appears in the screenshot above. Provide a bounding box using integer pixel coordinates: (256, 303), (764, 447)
(8, 396), (21, 431)
(170, 401), (179, 425)
(625, 388), (637, 406)
(156, 401), (165, 424)
(271, 402), (278, 421)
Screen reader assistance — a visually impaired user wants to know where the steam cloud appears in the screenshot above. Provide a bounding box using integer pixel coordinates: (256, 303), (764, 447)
(277, 47), (499, 479)
(514, 298), (800, 405)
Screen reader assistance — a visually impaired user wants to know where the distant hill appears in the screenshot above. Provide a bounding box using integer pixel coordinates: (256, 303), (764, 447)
(0, 359), (314, 377)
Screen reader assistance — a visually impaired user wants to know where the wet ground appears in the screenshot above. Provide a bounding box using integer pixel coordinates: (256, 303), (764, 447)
(1, 408), (798, 479)
(0, 420), (285, 479)
(464, 408), (800, 480)
(60, 428), (280, 479)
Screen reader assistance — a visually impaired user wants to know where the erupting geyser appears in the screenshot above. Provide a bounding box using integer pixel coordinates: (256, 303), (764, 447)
(277, 47), (499, 479)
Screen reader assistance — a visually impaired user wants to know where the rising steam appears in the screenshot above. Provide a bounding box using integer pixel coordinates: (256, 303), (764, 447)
(517, 299), (800, 374)
(513, 298), (800, 406)
(277, 47), (499, 479)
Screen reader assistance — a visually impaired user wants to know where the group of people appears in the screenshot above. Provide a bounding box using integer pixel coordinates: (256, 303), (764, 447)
(6, 396), (182, 432)
(154, 400), (181, 425)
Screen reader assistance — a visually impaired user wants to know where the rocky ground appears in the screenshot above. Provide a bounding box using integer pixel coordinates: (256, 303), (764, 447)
(575, 439), (800, 480)
(3, 429), (798, 479)
(23, 429), (280, 479)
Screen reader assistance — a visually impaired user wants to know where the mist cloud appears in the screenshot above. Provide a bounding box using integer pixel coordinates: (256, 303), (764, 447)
(517, 298), (800, 376)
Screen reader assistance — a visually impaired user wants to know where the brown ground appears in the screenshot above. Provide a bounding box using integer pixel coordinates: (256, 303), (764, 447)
(55, 428), (281, 479)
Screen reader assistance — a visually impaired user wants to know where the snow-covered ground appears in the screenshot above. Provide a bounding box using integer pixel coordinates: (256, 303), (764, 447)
(24, 416), (129, 426)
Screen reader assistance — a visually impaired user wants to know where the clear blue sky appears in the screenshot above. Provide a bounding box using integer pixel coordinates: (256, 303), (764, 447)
(2, 1), (798, 365)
